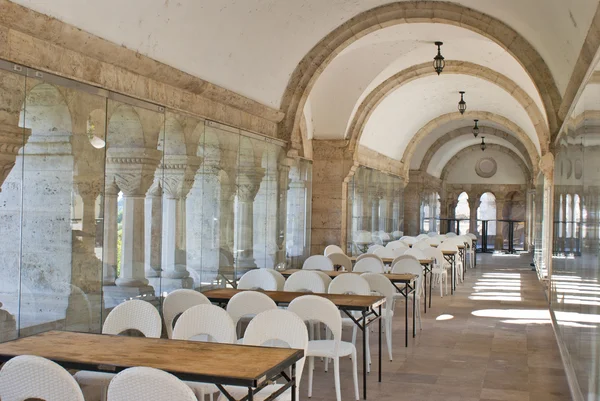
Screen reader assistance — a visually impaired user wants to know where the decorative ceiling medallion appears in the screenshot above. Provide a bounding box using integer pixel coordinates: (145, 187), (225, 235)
(475, 157), (497, 178)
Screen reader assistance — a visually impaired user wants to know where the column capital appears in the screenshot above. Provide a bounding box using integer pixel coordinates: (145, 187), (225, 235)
(107, 148), (162, 197)
(161, 155), (202, 198)
(0, 123), (31, 189)
(74, 176), (103, 200)
(237, 167), (265, 202)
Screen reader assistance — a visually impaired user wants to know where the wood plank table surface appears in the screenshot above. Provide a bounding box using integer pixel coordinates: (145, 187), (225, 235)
(349, 256), (432, 265)
(203, 288), (385, 400)
(0, 331), (303, 389)
(279, 268), (415, 283)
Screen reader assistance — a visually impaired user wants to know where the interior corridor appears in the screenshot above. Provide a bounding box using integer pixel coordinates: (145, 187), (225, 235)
(306, 254), (571, 401)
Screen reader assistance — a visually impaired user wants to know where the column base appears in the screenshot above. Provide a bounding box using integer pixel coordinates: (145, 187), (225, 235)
(145, 269), (162, 278)
(0, 307), (17, 342)
(102, 285), (156, 309)
(115, 277), (149, 287)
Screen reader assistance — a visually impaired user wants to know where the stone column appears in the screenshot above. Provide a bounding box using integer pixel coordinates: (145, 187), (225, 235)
(403, 182), (420, 236)
(104, 148), (161, 306)
(235, 168), (265, 270)
(144, 182), (162, 279)
(102, 180), (119, 285)
(526, 189), (535, 251)
(287, 163), (308, 265)
(495, 199), (505, 250)
(275, 160), (292, 265)
(467, 195), (479, 235)
(371, 190), (381, 232)
(219, 168), (237, 260)
(160, 155), (201, 291)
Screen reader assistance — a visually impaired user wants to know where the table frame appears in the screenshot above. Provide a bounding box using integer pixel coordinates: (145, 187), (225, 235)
(442, 251), (457, 294)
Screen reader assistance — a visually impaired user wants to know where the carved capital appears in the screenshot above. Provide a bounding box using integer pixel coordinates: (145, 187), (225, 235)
(237, 168), (265, 202)
(161, 155), (202, 198)
(106, 148), (162, 196)
(0, 123), (31, 188)
(74, 177), (103, 200)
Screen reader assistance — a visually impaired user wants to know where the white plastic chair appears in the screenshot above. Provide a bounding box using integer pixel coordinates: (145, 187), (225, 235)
(356, 253), (383, 264)
(302, 255), (334, 271)
(391, 230), (403, 239)
(172, 304), (237, 400)
(461, 234), (476, 268)
(425, 237), (441, 247)
(399, 236), (417, 245)
(107, 367), (197, 401)
(226, 290), (277, 340)
(75, 300), (162, 400)
(391, 247), (408, 258)
(267, 269), (286, 290)
(0, 355), (85, 401)
(445, 232), (457, 237)
(367, 244), (383, 254)
(416, 234), (428, 241)
(412, 240), (430, 251)
(288, 295), (359, 401)
(238, 269), (279, 291)
(284, 270), (327, 293)
(390, 254), (418, 270)
(439, 241), (463, 283)
(314, 271), (333, 291)
(360, 273), (398, 361)
(328, 274), (372, 372)
(405, 248), (426, 260)
(427, 232), (438, 237)
(328, 252), (353, 272)
(223, 309), (309, 401)
(163, 289), (211, 339)
(391, 258), (423, 330)
(422, 247), (448, 296)
(353, 257), (384, 273)
(373, 247), (395, 259)
(324, 244), (345, 256)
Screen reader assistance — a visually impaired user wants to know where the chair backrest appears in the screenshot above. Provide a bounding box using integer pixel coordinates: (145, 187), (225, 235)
(328, 252), (352, 272)
(324, 244), (345, 256)
(163, 289), (211, 339)
(405, 248), (426, 260)
(391, 247), (408, 257)
(107, 367), (197, 401)
(103, 300), (162, 338)
(238, 268), (279, 291)
(314, 270), (333, 290)
(425, 237), (441, 247)
(427, 232), (438, 237)
(445, 232), (458, 237)
(466, 232), (477, 240)
(172, 304), (236, 343)
(391, 254), (418, 267)
(412, 240), (430, 250)
(399, 236), (417, 245)
(421, 247), (445, 267)
(360, 273), (396, 312)
(356, 253), (383, 264)
(226, 290), (277, 330)
(0, 355), (85, 401)
(439, 241), (460, 253)
(373, 247), (395, 259)
(415, 234), (428, 241)
(391, 230), (403, 239)
(367, 244), (384, 254)
(284, 270), (327, 293)
(328, 273), (371, 296)
(288, 295), (341, 344)
(302, 255), (334, 271)
(244, 309), (309, 401)
(353, 257), (384, 273)
(390, 259), (423, 295)
(266, 269), (286, 290)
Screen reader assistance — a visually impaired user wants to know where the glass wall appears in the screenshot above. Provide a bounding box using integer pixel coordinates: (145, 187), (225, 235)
(346, 166), (404, 255)
(420, 191), (440, 233)
(533, 173), (546, 278)
(0, 61), (309, 341)
(549, 76), (600, 399)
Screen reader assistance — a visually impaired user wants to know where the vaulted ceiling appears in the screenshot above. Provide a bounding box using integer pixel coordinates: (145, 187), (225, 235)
(13, 0), (600, 178)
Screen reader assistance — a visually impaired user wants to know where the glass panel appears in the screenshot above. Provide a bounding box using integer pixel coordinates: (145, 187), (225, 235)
(19, 75), (107, 335)
(285, 158), (313, 268)
(0, 68), (26, 342)
(102, 98), (164, 310)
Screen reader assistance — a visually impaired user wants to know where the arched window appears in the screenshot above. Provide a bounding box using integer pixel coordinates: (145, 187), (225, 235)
(558, 194), (564, 238)
(574, 194), (581, 240)
(455, 192), (470, 234)
(477, 192), (497, 236)
(565, 194), (572, 238)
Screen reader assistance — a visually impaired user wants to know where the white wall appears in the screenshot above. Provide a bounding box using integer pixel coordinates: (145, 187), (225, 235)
(445, 149), (526, 185)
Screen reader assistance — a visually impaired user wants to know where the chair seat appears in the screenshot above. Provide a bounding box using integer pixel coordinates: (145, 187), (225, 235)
(222, 384), (293, 401)
(184, 381), (219, 398)
(307, 340), (355, 358)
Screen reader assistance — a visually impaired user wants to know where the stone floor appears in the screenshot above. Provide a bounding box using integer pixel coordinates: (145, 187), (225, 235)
(302, 253), (573, 401)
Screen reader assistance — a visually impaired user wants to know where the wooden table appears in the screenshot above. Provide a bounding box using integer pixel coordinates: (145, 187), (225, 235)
(0, 331), (303, 401)
(348, 257), (434, 313)
(442, 250), (458, 294)
(279, 269), (418, 343)
(204, 289), (385, 400)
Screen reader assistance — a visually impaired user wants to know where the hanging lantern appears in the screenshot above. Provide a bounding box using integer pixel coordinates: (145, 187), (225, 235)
(480, 136), (486, 151)
(433, 41), (445, 75)
(472, 119), (479, 137)
(458, 91), (467, 115)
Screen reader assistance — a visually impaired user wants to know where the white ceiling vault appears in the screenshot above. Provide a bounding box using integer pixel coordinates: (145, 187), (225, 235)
(12, 0), (600, 171)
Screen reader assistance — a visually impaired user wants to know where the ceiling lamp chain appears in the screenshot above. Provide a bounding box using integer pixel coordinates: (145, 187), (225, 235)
(433, 41), (445, 75)
(480, 136), (486, 151)
(458, 91), (467, 115)
(472, 119), (479, 137)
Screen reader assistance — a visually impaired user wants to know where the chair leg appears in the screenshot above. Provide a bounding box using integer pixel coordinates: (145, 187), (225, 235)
(334, 357), (342, 401)
(351, 350), (359, 401)
(385, 318), (393, 361)
(308, 356), (314, 398)
(366, 328), (371, 372)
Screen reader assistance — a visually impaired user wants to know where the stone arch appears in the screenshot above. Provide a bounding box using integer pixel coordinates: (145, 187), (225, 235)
(280, 1), (561, 147)
(402, 111), (539, 178)
(440, 144), (531, 184)
(107, 104), (145, 148)
(347, 61), (549, 153)
(419, 126), (536, 172)
(160, 116), (186, 154)
(21, 83), (73, 137)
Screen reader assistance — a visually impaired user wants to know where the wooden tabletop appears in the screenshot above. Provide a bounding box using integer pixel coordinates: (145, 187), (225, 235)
(441, 250), (458, 255)
(280, 269), (416, 283)
(204, 288), (386, 310)
(0, 331), (302, 387)
(349, 256), (432, 264)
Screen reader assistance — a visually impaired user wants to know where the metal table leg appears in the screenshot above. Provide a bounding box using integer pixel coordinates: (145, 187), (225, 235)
(412, 285), (416, 338)
(378, 304), (382, 382)
(423, 268), (427, 314)
(362, 310), (367, 400)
